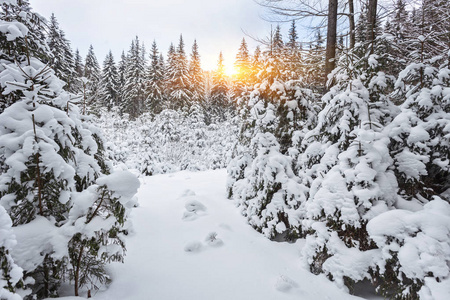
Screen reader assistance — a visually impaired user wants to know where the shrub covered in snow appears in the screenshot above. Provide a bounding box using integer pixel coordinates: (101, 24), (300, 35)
(0, 206), (23, 300)
(299, 48), (398, 285)
(228, 34), (450, 299)
(388, 57), (450, 200)
(97, 109), (238, 175)
(0, 2), (139, 298)
(367, 197), (450, 300)
(228, 46), (318, 240)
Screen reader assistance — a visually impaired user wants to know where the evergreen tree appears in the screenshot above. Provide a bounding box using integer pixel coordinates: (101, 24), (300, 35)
(145, 41), (165, 114)
(234, 38), (251, 77)
(166, 35), (192, 111)
(117, 51), (127, 109)
(233, 38), (251, 98)
(286, 20), (302, 79)
(74, 49), (84, 77)
(72, 49), (84, 93)
(304, 30), (325, 91)
(122, 36), (147, 119)
(0, 205), (24, 299)
(189, 39), (205, 105)
(209, 52), (230, 123)
(47, 14), (75, 90)
(416, 0), (450, 60)
(100, 50), (119, 110)
(0, 0), (49, 113)
(249, 46), (262, 85)
(299, 37), (400, 290)
(272, 24), (284, 55)
(387, 50), (450, 200)
(83, 45), (102, 114)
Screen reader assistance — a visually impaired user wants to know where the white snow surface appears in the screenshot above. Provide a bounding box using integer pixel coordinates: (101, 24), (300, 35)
(72, 169), (366, 300)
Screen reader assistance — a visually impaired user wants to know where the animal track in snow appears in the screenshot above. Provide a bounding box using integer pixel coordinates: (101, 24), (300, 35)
(275, 275), (299, 293)
(185, 200), (206, 212)
(184, 241), (203, 253)
(181, 199), (207, 221)
(180, 189), (196, 197)
(205, 232), (223, 247)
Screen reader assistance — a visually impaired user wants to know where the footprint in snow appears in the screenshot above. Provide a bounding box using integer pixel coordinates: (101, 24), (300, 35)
(275, 275), (299, 293)
(180, 189), (196, 197)
(184, 241), (203, 253)
(182, 211), (199, 221)
(205, 232), (223, 247)
(182, 199), (207, 221)
(185, 200), (206, 212)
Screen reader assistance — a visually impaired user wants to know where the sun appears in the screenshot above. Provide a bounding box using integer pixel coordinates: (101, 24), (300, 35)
(224, 64), (238, 77)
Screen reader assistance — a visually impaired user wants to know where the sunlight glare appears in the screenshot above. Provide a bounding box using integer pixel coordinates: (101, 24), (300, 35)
(225, 64), (238, 77)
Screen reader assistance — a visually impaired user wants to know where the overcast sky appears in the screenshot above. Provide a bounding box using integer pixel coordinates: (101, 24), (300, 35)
(31, 0), (286, 71)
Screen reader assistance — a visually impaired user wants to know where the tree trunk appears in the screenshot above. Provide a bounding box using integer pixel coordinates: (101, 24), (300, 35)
(74, 245), (84, 296)
(367, 0), (378, 53)
(325, 0), (338, 84)
(348, 0), (355, 49)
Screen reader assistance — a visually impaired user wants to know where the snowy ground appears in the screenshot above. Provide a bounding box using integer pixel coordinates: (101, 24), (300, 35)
(70, 169), (376, 300)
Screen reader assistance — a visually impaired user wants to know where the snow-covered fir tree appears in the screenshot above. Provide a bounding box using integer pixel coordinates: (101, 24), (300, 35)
(0, 0), (48, 113)
(166, 35), (192, 111)
(116, 50), (127, 108)
(83, 45), (102, 115)
(145, 41), (165, 114)
(47, 14), (76, 92)
(0, 205), (24, 300)
(208, 52), (231, 123)
(100, 50), (119, 110)
(189, 40), (205, 105)
(122, 36), (147, 119)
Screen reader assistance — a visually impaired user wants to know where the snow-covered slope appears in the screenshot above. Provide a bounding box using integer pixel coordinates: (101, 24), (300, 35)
(73, 169), (370, 300)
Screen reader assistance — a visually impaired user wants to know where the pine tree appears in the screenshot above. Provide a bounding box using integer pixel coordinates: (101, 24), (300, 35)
(74, 49), (84, 77)
(72, 49), (84, 93)
(233, 38), (251, 98)
(299, 37), (400, 290)
(416, 0), (450, 60)
(189, 39), (205, 105)
(272, 24), (284, 55)
(100, 50), (119, 110)
(249, 46), (262, 85)
(59, 30), (76, 92)
(234, 38), (251, 77)
(83, 45), (102, 114)
(117, 51), (127, 109)
(47, 14), (75, 92)
(0, 205), (24, 299)
(387, 47), (450, 200)
(304, 29), (325, 91)
(145, 41), (165, 114)
(122, 36), (147, 119)
(286, 20), (302, 79)
(0, 0), (49, 113)
(166, 35), (192, 111)
(209, 52), (230, 123)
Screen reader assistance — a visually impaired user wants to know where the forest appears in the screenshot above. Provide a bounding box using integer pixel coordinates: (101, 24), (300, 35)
(1, 0), (449, 299)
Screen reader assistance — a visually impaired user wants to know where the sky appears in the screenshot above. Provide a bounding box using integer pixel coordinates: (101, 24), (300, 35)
(31, 0), (287, 72)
